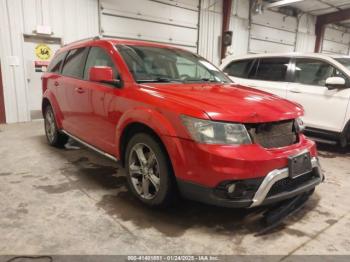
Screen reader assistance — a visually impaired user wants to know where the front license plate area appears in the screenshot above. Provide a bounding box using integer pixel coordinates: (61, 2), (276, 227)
(288, 152), (312, 179)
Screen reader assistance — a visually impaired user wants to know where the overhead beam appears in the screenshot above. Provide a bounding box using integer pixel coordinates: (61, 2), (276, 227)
(317, 8), (350, 25)
(315, 8), (350, 52)
(221, 0), (232, 60)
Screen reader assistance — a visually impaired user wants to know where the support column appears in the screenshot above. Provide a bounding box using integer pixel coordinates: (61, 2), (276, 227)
(221, 0), (232, 60)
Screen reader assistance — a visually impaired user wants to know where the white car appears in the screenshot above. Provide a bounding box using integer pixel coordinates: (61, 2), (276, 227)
(220, 53), (350, 147)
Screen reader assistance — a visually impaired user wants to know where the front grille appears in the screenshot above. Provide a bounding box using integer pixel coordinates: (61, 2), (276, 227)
(246, 120), (298, 148)
(267, 171), (317, 197)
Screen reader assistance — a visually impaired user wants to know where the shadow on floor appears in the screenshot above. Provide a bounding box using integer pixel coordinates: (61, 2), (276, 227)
(35, 135), (320, 238)
(315, 142), (350, 158)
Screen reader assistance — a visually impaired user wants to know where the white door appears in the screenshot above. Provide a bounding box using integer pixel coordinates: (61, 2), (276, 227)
(224, 57), (290, 99)
(23, 39), (60, 119)
(287, 58), (350, 132)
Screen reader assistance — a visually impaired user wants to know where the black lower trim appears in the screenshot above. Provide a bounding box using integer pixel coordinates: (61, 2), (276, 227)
(305, 127), (340, 141)
(176, 179), (253, 208)
(176, 175), (321, 208)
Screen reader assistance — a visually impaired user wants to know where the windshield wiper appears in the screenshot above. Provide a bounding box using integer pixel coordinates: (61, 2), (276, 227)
(137, 77), (181, 83)
(184, 78), (220, 83)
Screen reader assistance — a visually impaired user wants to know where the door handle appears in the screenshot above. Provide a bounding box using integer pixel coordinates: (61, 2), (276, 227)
(54, 81), (59, 87)
(75, 87), (85, 94)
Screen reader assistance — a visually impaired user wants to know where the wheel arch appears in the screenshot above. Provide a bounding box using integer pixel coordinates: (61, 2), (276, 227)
(340, 118), (350, 146)
(42, 97), (51, 116)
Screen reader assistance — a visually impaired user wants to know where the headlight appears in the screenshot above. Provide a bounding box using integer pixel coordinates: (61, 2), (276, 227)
(295, 117), (305, 133)
(181, 115), (252, 145)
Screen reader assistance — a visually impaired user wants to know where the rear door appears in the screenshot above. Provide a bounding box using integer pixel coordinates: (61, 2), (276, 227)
(287, 58), (350, 132)
(79, 46), (122, 154)
(60, 47), (90, 138)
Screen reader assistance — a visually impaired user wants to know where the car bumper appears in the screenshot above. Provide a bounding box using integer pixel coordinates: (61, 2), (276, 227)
(177, 157), (324, 208)
(161, 134), (323, 208)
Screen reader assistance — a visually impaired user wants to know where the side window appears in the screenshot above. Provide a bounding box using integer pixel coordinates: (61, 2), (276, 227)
(61, 48), (89, 79)
(294, 59), (334, 86)
(250, 58), (290, 81)
(47, 51), (67, 73)
(84, 47), (119, 80)
(223, 59), (253, 78)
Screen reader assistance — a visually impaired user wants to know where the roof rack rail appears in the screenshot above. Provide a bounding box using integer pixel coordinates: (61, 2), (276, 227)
(63, 35), (102, 46)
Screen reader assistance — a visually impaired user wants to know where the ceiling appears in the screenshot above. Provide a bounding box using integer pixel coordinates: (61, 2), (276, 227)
(266, 0), (350, 27)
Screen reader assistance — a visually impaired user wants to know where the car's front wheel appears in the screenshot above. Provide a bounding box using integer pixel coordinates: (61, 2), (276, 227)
(44, 105), (69, 147)
(125, 133), (176, 208)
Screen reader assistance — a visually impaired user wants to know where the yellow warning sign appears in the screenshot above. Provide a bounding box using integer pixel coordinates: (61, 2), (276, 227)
(35, 44), (52, 60)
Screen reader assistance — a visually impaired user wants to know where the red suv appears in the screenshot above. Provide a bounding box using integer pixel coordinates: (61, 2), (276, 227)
(42, 37), (324, 208)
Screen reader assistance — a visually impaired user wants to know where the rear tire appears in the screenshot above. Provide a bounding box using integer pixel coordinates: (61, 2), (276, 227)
(44, 105), (69, 148)
(125, 133), (176, 208)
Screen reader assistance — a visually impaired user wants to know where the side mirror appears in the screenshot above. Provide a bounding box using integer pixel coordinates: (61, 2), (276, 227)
(89, 66), (122, 87)
(325, 77), (346, 90)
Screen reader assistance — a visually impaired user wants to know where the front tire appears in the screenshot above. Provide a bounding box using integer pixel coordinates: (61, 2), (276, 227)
(44, 105), (69, 148)
(125, 133), (176, 208)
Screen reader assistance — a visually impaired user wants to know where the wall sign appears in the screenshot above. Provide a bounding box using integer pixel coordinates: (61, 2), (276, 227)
(35, 44), (52, 60)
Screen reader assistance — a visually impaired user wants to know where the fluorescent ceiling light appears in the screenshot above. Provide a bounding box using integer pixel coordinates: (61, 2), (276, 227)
(265, 0), (304, 9)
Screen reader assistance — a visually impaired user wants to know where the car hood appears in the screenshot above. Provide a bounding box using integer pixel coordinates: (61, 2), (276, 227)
(139, 83), (303, 123)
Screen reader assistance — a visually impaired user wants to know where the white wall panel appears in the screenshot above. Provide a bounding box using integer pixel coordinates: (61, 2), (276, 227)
(249, 10), (297, 53)
(322, 26), (350, 55)
(0, 0), (98, 123)
(101, 0), (199, 51)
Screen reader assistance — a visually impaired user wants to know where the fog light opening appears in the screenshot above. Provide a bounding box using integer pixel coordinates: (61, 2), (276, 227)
(227, 184), (236, 194)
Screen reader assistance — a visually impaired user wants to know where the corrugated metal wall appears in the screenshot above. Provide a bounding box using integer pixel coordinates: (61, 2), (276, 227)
(198, 0), (222, 66)
(295, 14), (316, 53)
(0, 0), (98, 123)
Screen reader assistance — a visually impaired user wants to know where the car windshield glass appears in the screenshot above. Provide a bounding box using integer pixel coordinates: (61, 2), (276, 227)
(116, 45), (231, 84)
(335, 58), (350, 70)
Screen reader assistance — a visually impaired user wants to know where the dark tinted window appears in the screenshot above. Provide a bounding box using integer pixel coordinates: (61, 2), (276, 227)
(249, 58), (289, 81)
(84, 47), (119, 80)
(47, 51), (67, 73)
(294, 59), (335, 86)
(61, 48), (89, 78)
(223, 59), (253, 78)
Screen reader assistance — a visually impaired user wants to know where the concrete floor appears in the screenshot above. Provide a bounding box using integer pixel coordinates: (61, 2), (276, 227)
(1, 121), (350, 256)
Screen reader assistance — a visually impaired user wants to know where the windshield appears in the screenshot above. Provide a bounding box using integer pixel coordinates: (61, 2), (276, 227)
(116, 45), (231, 84)
(335, 58), (350, 70)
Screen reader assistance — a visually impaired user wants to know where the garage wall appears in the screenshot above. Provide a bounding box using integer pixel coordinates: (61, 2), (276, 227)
(321, 25), (350, 55)
(0, 0), (98, 123)
(222, 2), (319, 58)
(249, 9), (298, 53)
(295, 13), (317, 53)
(100, 0), (199, 52)
(198, 0), (223, 66)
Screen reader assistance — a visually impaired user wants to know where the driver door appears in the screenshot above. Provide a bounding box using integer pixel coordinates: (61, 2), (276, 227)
(287, 58), (350, 133)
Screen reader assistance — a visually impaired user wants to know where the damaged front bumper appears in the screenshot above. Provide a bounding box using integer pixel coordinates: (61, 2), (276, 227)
(177, 157), (324, 208)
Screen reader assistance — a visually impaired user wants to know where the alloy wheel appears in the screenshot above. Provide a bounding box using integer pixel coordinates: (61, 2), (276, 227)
(128, 143), (161, 200)
(45, 108), (56, 143)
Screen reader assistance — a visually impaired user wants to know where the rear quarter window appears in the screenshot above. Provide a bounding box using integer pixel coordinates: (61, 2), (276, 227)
(61, 47), (89, 79)
(47, 51), (67, 73)
(223, 59), (253, 78)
